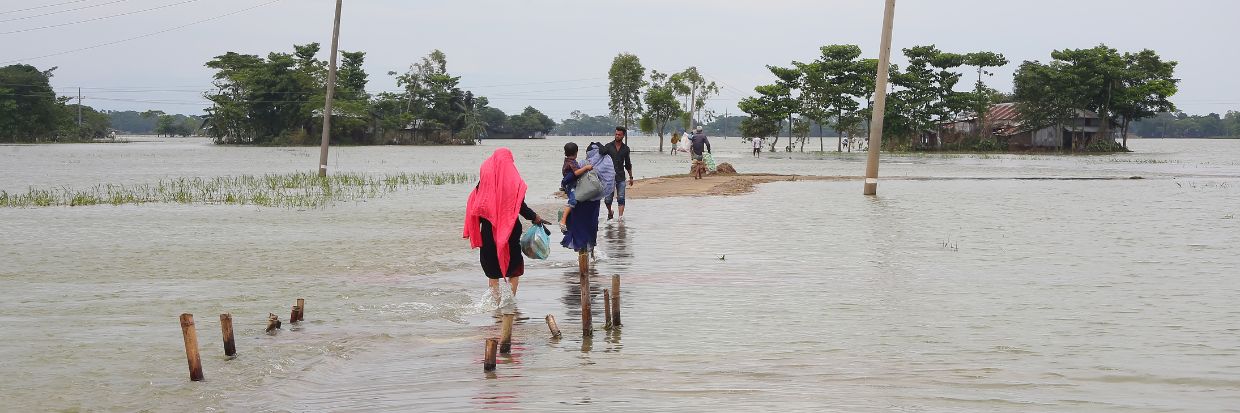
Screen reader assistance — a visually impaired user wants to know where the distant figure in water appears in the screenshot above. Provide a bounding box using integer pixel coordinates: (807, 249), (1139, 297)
(752, 137), (763, 158)
(464, 148), (547, 298)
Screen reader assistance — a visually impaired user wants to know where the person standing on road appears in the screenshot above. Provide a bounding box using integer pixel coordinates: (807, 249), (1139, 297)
(600, 126), (633, 222)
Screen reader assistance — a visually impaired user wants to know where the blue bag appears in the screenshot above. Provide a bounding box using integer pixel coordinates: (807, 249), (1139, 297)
(520, 224), (551, 260)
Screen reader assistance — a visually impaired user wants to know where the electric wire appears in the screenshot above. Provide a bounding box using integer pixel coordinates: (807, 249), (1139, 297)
(1, 0), (283, 65)
(0, 0), (131, 22)
(2, 0), (203, 34)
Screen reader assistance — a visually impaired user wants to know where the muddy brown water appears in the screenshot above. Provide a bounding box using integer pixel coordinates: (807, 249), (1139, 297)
(2, 137), (1238, 411)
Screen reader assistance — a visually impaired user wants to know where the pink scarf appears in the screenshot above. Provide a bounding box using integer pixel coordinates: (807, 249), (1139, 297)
(463, 148), (528, 277)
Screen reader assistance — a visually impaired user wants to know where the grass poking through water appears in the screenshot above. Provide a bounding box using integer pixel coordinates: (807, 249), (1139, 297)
(0, 171), (474, 208)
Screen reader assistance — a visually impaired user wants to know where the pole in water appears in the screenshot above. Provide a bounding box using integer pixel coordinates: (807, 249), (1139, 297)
(864, 0), (897, 196)
(179, 314), (204, 381)
(578, 250), (589, 275)
(611, 275), (621, 327)
(317, 0), (343, 177)
(219, 313), (236, 357)
(499, 314), (515, 354)
(290, 305), (300, 325)
(545, 315), (561, 339)
(580, 271), (592, 338)
(483, 338), (498, 372)
(266, 313), (281, 333)
(296, 298), (305, 322)
(603, 288), (613, 331)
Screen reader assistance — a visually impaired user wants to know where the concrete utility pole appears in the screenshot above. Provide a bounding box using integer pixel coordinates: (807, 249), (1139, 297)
(864, 0), (896, 196)
(317, 0), (343, 177)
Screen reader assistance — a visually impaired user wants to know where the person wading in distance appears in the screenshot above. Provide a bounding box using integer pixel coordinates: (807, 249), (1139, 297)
(600, 126), (633, 222)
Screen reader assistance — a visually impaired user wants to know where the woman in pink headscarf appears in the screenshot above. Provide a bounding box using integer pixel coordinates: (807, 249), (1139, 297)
(464, 148), (547, 296)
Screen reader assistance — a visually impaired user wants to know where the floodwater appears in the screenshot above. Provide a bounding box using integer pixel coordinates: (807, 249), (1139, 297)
(1, 137), (1238, 412)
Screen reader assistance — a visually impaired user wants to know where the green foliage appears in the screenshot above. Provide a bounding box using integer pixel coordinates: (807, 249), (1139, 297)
(608, 53), (646, 129)
(0, 64), (74, 142)
(0, 171), (474, 208)
(507, 106), (555, 138)
(642, 70), (684, 151)
(1133, 111), (1240, 138)
(554, 111), (616, 135)
(668, 66), (719, 127)
(1014, 45), (1178, 149)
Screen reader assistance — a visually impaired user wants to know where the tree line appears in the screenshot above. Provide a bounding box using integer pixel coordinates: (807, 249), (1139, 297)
(204, 44), (554, 145)
(603, 43), (1177, 153)
(1130, 111), (1240, 139)
(1, 65), (110, 142)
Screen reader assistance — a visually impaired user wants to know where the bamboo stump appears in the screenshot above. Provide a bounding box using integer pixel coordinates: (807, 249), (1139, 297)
(179, 314), (204, 381)
(483, 338), (498, 372)
(611, 275), (621, 327)
(296, 298), (305, 322)
(603, 289), (613, 331)
(290, 305), (300, 325)
(580, 271), (592, 338)
(219, 313), (236, 357)
(499, 314), (515, 354)
(545, 315), (561, 339)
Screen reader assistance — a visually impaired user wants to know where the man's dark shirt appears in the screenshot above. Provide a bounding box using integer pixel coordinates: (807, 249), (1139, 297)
(600, 141), (632, 182)
(690, 132), (711, 156)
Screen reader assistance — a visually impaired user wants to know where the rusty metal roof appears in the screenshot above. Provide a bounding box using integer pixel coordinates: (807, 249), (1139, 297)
(988, 103), (1021, 121)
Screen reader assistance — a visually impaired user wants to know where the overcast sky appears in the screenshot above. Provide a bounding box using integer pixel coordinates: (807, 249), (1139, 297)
(3, 0), (1238, 120)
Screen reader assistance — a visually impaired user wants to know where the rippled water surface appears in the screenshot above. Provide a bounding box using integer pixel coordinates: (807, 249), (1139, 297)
(2, 137), (1239, 412)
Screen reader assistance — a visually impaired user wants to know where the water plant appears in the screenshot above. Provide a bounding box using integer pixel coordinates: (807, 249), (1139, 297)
(0, 171), (474, 208)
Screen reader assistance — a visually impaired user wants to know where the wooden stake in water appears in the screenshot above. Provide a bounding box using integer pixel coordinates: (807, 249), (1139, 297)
(296, 298), (305, 322)
(499, 314), (515, 354)
(179, 314), (204, 381)
(580, 271), (592, 338)
(219, 313), (236, 357)
(611, 275), (621, 327)
(290, 305), (300, 325)
(603, 288), (613, 330)
(483, 338), (498, 372)
(578, 250), (589, 275)
(545, 314), (561, 339)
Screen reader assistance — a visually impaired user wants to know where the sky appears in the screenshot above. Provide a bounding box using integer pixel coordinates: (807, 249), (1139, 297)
(3, 0), (1238, 121)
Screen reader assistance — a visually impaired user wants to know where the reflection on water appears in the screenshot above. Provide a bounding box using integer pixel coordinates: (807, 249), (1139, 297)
(1, 138), (1239, 411)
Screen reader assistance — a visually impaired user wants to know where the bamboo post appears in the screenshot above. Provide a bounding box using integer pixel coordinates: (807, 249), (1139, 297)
(290, 305), (300, 325)
(483, 338), (498, 372)
(179, 314), (204, 381)
(580, 271), (592, 338)
(611, 275), (621, 327)
(499, 314), (515, 354)
(578, 250), (589, 275)
(219, 313), (236, 357)
(296, 298), (305, 322)
(603, 289), (613, 330)
(545, 314), (561, 339)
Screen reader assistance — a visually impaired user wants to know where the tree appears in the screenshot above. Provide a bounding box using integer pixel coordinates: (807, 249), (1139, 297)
(962, 52), (1009, 141)
(608, 53), (646, 141)
(739, 81), (797, 152)
(766, 65), (803, 152)
(0, 64), (64, 142)
(642, 70), (684, 152)
(669, 66), (719, 130)
(1113, 49), (1178, 148)
(508, 106), (556, 138)
(739, 115), (781, 146)
(798, 45), (867, 152)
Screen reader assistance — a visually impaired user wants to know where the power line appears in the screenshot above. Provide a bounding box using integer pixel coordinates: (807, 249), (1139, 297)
(2, 0), (203, 34)
(0, 0), (93, 16)
(0, 0), (131, 22)
(1, 0), (283, 65)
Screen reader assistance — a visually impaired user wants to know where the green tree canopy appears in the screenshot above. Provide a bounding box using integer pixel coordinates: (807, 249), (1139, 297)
(608, 53), (646, 135)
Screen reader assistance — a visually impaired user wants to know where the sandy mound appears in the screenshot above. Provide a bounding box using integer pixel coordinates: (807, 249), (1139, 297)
(712, 162), (737, 175)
